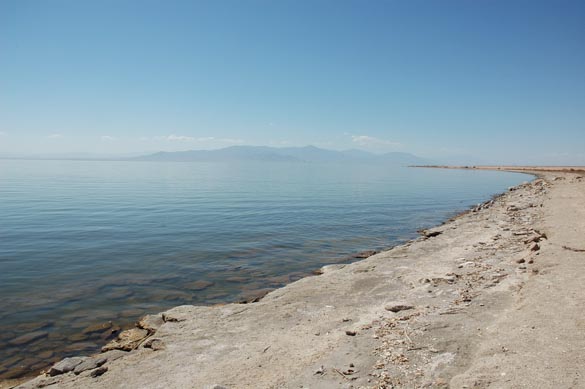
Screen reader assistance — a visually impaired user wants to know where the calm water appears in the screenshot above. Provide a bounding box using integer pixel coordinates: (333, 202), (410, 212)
(0, 160), (529, 378)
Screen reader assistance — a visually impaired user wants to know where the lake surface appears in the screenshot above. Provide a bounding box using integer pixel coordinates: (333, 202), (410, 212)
(0, 160), (529, 379)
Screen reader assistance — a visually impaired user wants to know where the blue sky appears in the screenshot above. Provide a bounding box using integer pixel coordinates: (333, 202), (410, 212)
(1, 0), (584, 164)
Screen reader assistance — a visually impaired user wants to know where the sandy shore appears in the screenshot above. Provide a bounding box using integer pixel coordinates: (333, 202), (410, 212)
(12, 168), (585, 389)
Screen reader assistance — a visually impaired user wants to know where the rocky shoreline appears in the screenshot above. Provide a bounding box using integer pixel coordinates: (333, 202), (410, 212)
(9, 168), (585, 388)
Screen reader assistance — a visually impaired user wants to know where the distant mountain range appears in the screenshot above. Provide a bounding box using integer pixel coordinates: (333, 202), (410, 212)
(135, 145), (431, 165)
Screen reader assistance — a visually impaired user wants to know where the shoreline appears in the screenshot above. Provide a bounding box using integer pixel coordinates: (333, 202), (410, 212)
(0, 169), (524, 383)
(10, 167), (585, 388)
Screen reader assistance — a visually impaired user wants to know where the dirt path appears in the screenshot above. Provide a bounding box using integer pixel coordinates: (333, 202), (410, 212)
(14, 170), (585, 389)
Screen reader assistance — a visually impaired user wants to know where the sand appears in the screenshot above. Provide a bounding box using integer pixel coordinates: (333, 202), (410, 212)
(13, 168), (585, 389)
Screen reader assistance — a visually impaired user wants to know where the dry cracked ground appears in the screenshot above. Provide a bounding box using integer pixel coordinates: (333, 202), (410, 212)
(9, 170), (585, 389)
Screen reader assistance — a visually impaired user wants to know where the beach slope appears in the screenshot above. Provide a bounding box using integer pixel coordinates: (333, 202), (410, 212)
(16, 170), (585, 388)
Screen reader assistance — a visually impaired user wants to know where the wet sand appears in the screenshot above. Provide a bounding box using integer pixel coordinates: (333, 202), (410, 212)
(10, 167), (585, 389)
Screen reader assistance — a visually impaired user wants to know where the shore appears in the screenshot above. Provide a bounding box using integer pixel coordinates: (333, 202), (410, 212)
(11, 168), (585, 388)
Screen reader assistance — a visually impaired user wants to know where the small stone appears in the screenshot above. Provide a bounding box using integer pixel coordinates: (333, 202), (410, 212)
(38, 350), (55, 359)
(68, 333), (89, 342)
(101, 328), (149, 352)
(74, 357), (107, 375)
(423, 231), (442, 238)
(516, 258), (525, 264)
(530, 243), (540, 251)
(184, 280), (214, 291)
(143, 338), (165, 351)
(345, 330), (357, 336)
(137, 315), (164, 332)
(385, 303), (414, 313)
(49, 357), (87, 376)
(90, 366), (108, 378)
(82, 321), (112, 335)
(100, 350), (126, 362)
(204, 385), (228, 389)
(9, 331), (49, 346)
(353, 250), (378, 259)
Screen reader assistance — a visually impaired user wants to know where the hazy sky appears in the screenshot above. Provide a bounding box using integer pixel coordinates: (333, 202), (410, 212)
(1, 0), (584, 164)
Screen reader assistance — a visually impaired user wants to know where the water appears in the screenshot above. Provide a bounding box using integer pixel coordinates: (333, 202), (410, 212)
(0, 160), (529, 378)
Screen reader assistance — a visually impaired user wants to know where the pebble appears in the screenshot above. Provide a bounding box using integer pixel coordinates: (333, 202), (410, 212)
(74, 357), (107, 375)
(38, 350), (55, 359)
(530, 243), (540, 251)
(184, 280), (215, 291)
(385, 303), (414, 313)
(90, 366), (108, 378)
(138, 315), (164, 332)
(49, 357), (88, 376)
(82, 321), (113, 335)
(100, 350), (126, 362)
(102, 328), (149, 352)
(143, 338), (165, 351)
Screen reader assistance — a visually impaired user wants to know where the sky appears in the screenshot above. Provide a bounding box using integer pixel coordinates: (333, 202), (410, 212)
(1, 0), (584, 164)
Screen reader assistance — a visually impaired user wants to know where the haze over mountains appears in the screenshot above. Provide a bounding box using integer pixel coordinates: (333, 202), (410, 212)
(135, 145), (431, 165)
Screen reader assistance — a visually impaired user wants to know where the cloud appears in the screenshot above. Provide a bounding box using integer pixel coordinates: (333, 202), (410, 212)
(167, 134), (196, 142)
(47, 133), (63, 139)
(351, 135), (402, 148)
(101, 135), (116, 141)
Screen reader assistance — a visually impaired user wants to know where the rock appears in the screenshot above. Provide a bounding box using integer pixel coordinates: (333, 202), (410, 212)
(353, 250), (378, 259)
(238, 288), (273, 304)
(204, 385), (228, 389)
(48, 357), (88, 376)
(38, 350), (55, 359)
(9, 331), (49, 346)
(137, 315), (164, 332)
(143, 338), (165, 351)
(100, 350), (126, 362)
(68, 333), (89, 342)
(319, 264), (346, 274)
(530, 243), (540, 251)
(82, 321), (112, 335)
(184, 280), (214, 291)
(516, 258), (526, 264)
(385, 303), (414, 313)
(101, 328), (149, 352)
(90, 366), (108, 378)
(507, 205), (520, 212)
(421, 230), (442, 238)
(74, 357), (107, 375)
(345, 330), (357, 336)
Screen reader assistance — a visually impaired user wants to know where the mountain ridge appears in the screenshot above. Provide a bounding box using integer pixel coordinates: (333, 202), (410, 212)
(135, 145), (431, 165)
